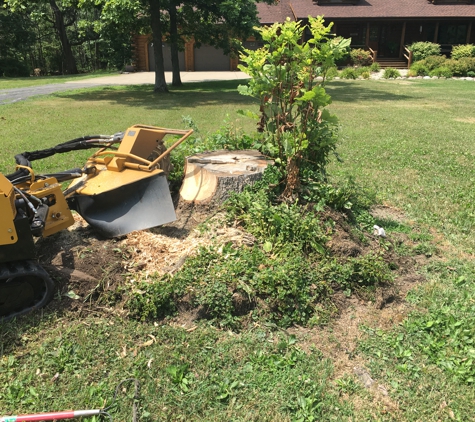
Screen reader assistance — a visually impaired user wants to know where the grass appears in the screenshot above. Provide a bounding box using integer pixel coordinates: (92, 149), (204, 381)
(0, 71), (119, 89)
(0, 81), (256, 175)
(327, 79), (475, 253)
(1, 316), (353, 421)
(1, 78), (475, 420)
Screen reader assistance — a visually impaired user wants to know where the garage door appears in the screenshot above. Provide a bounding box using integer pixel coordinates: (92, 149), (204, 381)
(194, 45), (230, 71)
(148, 43), (185, 71)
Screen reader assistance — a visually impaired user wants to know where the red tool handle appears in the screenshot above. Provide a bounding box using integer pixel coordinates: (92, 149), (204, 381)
(1, 409), (101, 421)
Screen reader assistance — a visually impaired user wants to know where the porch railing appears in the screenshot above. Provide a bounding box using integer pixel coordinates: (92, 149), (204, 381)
(368, 47), (377, 63)
(404, 47), (413, 69)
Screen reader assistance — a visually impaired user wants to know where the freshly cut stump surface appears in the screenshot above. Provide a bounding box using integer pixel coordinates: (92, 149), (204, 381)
(179, 150), (272, 203)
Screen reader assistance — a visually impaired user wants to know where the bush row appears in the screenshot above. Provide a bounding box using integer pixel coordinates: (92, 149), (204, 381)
(350, 43), (475, 66)
(408, 56), (475, 78)
(407, 42), (475, 62)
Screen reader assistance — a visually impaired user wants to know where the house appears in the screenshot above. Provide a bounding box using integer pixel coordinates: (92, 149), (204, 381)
(259, 0), (475, 66)
(133, 0), (475, 71)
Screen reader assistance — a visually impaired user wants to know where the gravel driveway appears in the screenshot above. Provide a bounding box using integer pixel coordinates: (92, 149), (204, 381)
(0, 71), (250, 105)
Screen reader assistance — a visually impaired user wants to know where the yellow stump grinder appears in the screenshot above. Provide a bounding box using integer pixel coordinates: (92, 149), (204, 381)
(0, 125), (193, 321)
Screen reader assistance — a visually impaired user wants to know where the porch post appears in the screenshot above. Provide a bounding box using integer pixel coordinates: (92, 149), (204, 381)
(467, 22), (472, 44)
(366, 22), (370, 48)
(399, 21), (406, 59)
(434, 22), (439, 43)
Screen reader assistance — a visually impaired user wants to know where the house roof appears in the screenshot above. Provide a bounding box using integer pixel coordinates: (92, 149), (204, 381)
(257, 0), (475, 24)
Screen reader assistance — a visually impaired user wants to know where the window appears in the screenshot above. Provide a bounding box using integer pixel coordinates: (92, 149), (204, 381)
(337, 23), (366, 46)
(438, 24), (468, 44)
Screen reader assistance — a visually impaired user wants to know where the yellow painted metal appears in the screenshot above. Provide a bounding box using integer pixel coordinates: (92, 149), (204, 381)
(29, 177), (75, 237)
(69, 164), (164, 196)
(88, 125), (193, 172)
(68, 125), (194, 196)
(0, 174), (18, 244)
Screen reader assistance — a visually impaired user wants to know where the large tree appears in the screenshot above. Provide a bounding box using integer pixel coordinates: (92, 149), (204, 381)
(5, 0), (79, 73)
(5, 0), (106, 74)
(98, 0), (274, 92)
(166, 0), (275, 86)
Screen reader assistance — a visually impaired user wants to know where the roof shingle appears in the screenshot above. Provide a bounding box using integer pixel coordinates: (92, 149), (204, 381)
(258, 0), (475, 23)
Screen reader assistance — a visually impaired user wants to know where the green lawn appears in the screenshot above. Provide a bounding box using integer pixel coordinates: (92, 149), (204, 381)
(0, 71), (118, 89)
(1, 79), (475, 421)
(327, 78), (475, 254)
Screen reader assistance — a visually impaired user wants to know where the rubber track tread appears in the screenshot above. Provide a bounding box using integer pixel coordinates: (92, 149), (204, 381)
(0, 260), (55, 321)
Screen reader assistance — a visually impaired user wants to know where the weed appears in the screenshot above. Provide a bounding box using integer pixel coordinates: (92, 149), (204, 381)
(335, 375), (360, 395)
(166, 364), (192, 392)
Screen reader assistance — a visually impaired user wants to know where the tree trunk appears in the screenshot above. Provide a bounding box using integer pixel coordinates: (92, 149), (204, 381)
(281, 155), (301, 201)
(149, 0), (168, 93)
(180, 150), (273, 204)
(169, 0), (182, 87)
(169, 0), (182, 86)
(49, 0), (78, 75)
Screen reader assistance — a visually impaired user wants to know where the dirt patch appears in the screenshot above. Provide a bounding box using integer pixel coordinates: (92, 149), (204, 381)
(36, 199), (255, 315)
(454, 117), (475, 124)
(36, 201), (427, 329)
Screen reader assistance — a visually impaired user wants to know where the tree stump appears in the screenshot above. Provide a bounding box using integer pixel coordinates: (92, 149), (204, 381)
(179, 150), (273, 203)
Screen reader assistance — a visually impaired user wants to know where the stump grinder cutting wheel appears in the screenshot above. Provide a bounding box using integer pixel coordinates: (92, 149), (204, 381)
(0, 124), (193, 321)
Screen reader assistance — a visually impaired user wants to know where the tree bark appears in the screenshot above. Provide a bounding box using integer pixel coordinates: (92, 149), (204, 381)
(149, 0), (168, 93)
(49, 0), (78, 74)
(169, 0), (182, 86)
(180, 150), (273, 204)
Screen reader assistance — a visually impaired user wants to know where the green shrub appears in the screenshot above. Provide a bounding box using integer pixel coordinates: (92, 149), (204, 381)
(382, 68), (401, 79)
(355, 66), (370, 76)
(128, 275), (184, 321)
(462, 57), (475, 73)
(408, 62), (429, 76)
(226, 190), (328, 254)
(0, 58), (30, 77)
(420, 55), (447, 71)
(451, 44), (475, 60)
(445, 58), (474, 76)
(340, 67), (358, 79)
(429, 66), (453, 78)
(238, 16), (350, 198)
(468, 71), (475, 77)
(350, 48), (373, 66)
(408, 41), (441, 62)
(360, 71), (370, 79)
(370, 62), (381, 72)
(325, 66), (339, 79)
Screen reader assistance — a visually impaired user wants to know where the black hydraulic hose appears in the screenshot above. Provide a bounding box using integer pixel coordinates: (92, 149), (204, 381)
(43, 168), (83, 182)
(5, 131), (124, 183)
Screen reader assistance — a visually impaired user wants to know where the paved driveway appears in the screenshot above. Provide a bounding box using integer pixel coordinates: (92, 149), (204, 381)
(0, 71), (249, 105)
